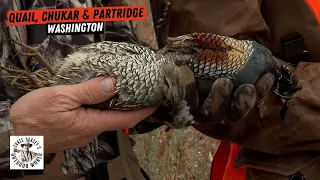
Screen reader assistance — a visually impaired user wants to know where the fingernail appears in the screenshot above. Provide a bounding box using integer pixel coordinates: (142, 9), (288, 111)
(100, 78), (115, 93)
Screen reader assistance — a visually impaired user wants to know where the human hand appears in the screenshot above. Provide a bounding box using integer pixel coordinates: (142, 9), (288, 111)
(193, 62), (320, 154)
(194, 71), (274, 134)
(194, 57), (297, 125)
(195, 72), (275, 125)
(9, 77), (156, 153)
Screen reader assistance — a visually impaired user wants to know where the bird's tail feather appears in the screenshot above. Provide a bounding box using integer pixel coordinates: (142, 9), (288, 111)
(0, 66), (52, 92)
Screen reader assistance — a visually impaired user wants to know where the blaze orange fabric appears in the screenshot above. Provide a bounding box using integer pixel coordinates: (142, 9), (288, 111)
(210, 141), (230, 180)
(306, 0), (320, 22)
(211, 141), (246, 180)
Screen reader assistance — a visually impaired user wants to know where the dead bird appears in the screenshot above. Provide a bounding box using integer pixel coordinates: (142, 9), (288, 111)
(162, 33), (302, 100)
(1, 33), (301, 129)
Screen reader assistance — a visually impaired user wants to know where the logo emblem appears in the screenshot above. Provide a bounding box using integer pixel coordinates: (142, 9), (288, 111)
(10, 136), (44, 170)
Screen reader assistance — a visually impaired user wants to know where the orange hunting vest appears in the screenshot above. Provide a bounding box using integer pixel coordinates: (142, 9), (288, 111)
(210, 1), (320, 180)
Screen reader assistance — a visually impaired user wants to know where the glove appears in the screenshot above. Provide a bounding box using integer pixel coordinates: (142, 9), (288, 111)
(195, 72), (275, 125)
(194, 71), (274, 133)
(194, 62), (320, 154)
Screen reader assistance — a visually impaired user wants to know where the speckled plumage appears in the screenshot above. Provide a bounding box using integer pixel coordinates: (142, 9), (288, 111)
(164, 33), (271, 81)
(2, 33), (300, 129)
(1, 32), (301, 174)
(55, 42), (180, 109)
(3, 40), (194, 128)
(162, 33), (300, 100)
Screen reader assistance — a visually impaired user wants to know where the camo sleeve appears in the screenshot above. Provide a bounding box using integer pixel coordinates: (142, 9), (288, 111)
(0, 101), (13, 170)
(0, 1), (13, 169)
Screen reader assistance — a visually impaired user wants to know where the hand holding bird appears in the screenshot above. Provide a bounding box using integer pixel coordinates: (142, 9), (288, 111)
(2, 33), (301, 129)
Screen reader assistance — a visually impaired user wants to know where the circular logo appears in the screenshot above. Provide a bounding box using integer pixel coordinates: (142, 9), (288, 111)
(10, 136), (44, 170)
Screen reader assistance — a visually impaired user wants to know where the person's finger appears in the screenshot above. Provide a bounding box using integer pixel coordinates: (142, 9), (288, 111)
(62, 77), (116, 107)
(196, 79), (214, 106)
(199, 78), (233, 123)
(255, 73), (275, 103)
(179, 65), (199, 118)
(225, 84), (256, 124)
(254, 73), (278, 118)
(77, 106), (157, 132)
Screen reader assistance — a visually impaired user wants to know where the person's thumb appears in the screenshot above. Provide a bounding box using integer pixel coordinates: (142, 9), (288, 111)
(64, 76), (116, 107)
